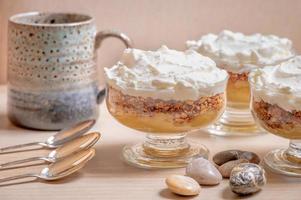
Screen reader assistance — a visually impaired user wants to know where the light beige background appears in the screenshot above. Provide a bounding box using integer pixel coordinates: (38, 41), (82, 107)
(1, 0), (301, 84)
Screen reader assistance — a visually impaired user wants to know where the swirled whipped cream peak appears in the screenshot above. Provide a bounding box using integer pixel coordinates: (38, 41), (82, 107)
(250, 56), (301, 111)
(187, 30), (294, 73)
(104, 45), (228, 101)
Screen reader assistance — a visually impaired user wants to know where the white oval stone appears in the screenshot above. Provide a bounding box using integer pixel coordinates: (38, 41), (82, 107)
(186, 157), (222, 185)
(166, 175), (201, 196)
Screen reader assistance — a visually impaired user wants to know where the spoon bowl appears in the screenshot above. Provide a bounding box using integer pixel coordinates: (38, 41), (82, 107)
(48, 132), (100, 160)
(40, 148), (95, 180)
(0, 132), (100, 169)
(46, 119), (96, 147)
(41, 162), (87, 181)
(0, 148), (96, 184)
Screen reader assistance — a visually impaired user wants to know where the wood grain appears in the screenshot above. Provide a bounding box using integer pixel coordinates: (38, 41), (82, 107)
(0, 85), (300, 200)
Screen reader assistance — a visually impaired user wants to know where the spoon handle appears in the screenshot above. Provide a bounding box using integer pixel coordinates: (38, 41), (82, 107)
(0, 173), (36, 184)
(0, 142), (44, 154)
(0, 156), (47, 169)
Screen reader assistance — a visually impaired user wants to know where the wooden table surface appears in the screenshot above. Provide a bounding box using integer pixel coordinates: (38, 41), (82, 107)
(0, 85), (300, 200)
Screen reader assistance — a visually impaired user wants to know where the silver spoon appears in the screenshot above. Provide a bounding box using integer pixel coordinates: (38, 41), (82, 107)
(0, 148), (95, 184)
(0, 119), (95, 153)
(0, 132), (100, 169)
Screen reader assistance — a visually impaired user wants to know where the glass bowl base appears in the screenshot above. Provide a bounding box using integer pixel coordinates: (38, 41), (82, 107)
(207, 122), (263, 136)
(264, 149), (301, 177)
(122, 141), (209, 169)
(207, 107), (264, 136)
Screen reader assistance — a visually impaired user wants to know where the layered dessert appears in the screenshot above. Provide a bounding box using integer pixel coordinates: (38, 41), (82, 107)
(105, 46), (228, 133)
(187, 30), (294, 109)
(249, 56), (301, 139)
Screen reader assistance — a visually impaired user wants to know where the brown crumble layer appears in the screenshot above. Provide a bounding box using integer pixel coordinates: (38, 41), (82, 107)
(228, 71), (249, 82)
(108, 86), (225, 123)
(253, 100), (301, 130)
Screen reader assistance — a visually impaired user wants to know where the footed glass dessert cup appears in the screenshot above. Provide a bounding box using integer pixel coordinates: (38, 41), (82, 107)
(106, 87), (226, 169)
(187, 30), (294, 136)
(209, 69), (260, 136)
(250, 56), (301, 176)
(105, 46), (228, 169)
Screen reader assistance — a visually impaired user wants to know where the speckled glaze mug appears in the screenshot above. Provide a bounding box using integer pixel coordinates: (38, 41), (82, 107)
(7, 12), (132, 130)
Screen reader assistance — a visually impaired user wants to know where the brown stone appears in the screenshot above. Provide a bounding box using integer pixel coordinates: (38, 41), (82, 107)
(213, 150), (260, 166)
(218, 159), (249, 178)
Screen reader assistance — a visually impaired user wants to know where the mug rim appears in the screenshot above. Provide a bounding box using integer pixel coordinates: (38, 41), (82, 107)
(9, 11), (94, 27)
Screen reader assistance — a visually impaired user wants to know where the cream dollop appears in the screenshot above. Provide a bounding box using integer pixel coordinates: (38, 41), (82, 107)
(249, 56), (301, 111)
(187, 30), (294, 73)
(105, 46), (228, 101)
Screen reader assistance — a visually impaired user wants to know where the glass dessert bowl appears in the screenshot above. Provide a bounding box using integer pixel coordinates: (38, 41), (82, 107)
(250, 56), (301, 176)
(105, 46), (228, 169)
(187, 30), (294, 136)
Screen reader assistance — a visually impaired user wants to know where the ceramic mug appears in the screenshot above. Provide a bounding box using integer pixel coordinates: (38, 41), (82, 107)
(7, 12), (132, 130)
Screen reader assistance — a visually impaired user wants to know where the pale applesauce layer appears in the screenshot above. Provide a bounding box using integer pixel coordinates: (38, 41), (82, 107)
(227, 71), (250, 109)
(107, 87), (226, 133)
(252, 100), (301, 139)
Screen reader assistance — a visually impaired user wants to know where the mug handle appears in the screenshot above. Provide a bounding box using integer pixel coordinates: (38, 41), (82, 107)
(94, 30), (133, 104)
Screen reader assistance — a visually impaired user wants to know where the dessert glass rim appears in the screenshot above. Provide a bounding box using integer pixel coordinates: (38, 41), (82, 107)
(9, 12), (93, 27)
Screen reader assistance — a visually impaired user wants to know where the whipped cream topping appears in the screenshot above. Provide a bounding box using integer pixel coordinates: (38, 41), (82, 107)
(249, 56), (301, 111)
(105, 46), (228, 101)
(187, 30), (294, 73)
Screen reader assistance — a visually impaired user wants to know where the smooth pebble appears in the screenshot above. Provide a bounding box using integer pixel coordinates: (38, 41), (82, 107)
(213, 150), (260, 166)
(166, 175), (201, 196)
(240, 151), (260, 164)
(218, 159), (249, 178)
(229, 163), (266, 195)
(186, 157), (222, 185)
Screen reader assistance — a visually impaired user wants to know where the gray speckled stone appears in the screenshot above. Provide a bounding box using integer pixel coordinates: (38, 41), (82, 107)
(229, 163), (266, 195)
